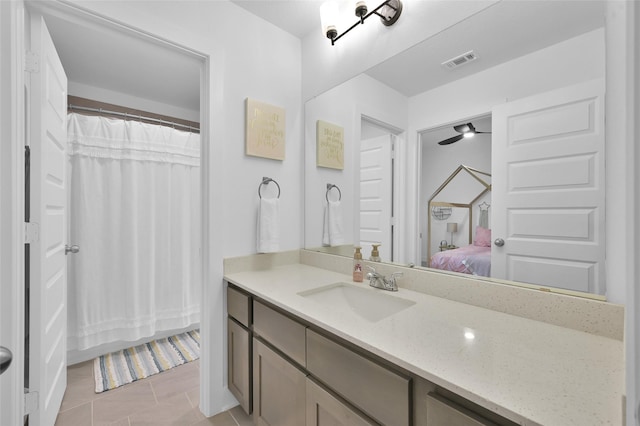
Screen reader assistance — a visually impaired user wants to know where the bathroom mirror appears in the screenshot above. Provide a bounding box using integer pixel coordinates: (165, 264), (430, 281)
(304, 0), (608, 297)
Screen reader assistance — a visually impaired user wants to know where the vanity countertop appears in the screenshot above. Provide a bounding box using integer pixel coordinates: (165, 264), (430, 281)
(224, 263), (624, 426)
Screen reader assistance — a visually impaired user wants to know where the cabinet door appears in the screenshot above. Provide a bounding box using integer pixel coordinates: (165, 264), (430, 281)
(253, 338), (306, 426)
(306, 379), (377, 426)
(228, 318), (251, 414)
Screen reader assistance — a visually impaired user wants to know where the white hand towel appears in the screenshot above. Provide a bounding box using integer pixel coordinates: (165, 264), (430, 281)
(322, 200), (344, 246)
(257, 198), (280, 253)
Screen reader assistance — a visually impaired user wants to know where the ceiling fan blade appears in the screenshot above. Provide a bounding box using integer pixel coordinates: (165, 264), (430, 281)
(475, 131), (492, 134)
(438, 134), (464, 145)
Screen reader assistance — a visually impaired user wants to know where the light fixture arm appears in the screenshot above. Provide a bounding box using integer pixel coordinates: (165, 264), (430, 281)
(327, 0), (403, 45)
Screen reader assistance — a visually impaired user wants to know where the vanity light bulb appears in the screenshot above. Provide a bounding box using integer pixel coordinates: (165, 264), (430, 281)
(320, 1), (340, 38)
(355, 1), (368, 18)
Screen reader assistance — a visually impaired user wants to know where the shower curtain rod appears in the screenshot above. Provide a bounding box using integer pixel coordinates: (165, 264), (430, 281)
(68, 104), (200, 133)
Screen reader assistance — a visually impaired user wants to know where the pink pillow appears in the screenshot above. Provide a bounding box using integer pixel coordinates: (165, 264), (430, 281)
(474, 226), (491, 247)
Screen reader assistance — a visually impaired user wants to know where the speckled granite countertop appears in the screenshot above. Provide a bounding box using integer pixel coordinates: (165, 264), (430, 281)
(225, 263), (624, 426)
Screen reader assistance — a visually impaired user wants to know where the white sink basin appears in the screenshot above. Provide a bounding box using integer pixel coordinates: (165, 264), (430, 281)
(298, 283), (416, 322)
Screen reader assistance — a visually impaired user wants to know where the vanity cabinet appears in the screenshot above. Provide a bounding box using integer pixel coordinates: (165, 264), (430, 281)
(226, 286), (252, 414)
(226, 282), (514, 426)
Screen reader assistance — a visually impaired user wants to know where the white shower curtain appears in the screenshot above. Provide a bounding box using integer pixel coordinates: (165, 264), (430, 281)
(66, 113), (201, 351)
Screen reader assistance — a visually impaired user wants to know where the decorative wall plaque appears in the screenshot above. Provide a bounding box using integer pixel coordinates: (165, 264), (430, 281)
(245, 98), (285, 160)
(316, 120), (344, 170)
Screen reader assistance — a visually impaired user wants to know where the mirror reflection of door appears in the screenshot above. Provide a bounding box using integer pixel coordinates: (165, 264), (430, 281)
(359, 119), (402, 263)
(359, 134), (393, 262)
(491, 79), (605, 295)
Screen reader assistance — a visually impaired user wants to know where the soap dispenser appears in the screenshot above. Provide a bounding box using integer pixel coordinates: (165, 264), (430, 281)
(369, 244), (381, 262)
(353, 246), (363, 282)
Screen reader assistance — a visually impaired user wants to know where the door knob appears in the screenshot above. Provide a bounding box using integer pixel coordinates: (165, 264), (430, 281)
(494, 238), (505, 247)
(0, 346), (12, 375)
(65, 244), (80, 255)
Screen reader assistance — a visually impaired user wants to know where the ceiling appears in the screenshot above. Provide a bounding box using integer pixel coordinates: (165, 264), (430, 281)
(44, 9), (202, 113)
(231, 0), (605, 97)
(230, 0), (323, 39)
(42, 1), (605, 115)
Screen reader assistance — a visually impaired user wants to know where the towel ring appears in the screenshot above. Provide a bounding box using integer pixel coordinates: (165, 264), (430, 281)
(326, 184), (342, 202)
(258, 177), (281, 199)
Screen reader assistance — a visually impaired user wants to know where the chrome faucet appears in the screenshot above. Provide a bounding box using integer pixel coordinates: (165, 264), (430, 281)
(366, 266), (403, 292)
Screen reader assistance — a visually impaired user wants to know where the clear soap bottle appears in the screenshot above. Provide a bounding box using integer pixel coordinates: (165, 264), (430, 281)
(353, 246), (363, 282)
(369, 244), (381, 262)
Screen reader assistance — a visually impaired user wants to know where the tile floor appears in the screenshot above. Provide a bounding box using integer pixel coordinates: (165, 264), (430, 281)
(54, 359), (253, 426)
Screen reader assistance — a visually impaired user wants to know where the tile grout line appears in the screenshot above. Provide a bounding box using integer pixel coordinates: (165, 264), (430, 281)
(227, 410), (241, 426)
(149, 380), (159, 405)
(185, 389), (197, 409)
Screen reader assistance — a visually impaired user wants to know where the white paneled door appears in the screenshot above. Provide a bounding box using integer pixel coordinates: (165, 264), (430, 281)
(491, 79), (605, 294)
(28, 12), (68, 426)
(359, 135), (393, 262)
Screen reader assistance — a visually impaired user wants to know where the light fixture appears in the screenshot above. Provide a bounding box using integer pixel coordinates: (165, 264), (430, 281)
(463, 132), (475, 138)
(320, 0), (403, 46)
(446, 222), (458, 247)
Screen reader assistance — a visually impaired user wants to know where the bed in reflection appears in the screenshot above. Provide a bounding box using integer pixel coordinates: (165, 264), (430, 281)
(430, 239), (491, 277)
(428, 165), (492, 277)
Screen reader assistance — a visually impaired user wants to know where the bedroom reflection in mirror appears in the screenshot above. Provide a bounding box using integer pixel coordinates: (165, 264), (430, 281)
(426, 164), (491, 277)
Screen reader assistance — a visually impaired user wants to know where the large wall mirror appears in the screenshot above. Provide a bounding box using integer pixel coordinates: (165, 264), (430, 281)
(304, 0), (608, 297)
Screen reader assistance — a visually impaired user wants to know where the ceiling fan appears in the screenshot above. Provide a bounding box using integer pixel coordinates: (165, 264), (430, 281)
(437, 123), (491, 145)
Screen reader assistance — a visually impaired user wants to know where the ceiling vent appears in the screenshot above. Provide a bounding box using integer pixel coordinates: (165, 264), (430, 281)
(441, 50), (478, 70)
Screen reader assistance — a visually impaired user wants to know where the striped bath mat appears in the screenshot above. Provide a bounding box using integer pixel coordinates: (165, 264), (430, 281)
(93, 329), (200, 393)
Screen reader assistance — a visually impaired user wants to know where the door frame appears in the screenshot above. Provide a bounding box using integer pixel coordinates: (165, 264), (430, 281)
(0, 1), (26, 425)
(1, 0), (223, 421)
(414, 112), (491, 268)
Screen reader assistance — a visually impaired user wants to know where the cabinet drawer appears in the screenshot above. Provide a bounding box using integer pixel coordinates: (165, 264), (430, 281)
(306, 329), (410, 426)
(253, 300), (306, 366)
(426, 393), (498, 426)
(227, 286), (250, 327)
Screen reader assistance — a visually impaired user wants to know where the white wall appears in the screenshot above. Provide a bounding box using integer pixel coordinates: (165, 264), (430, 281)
(404, 28), (606, 278)
(301, 0), (498, 100)
(304, 74), (407, 250)
(407, 28), (605, 131)
(62, 0), (303, 416)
